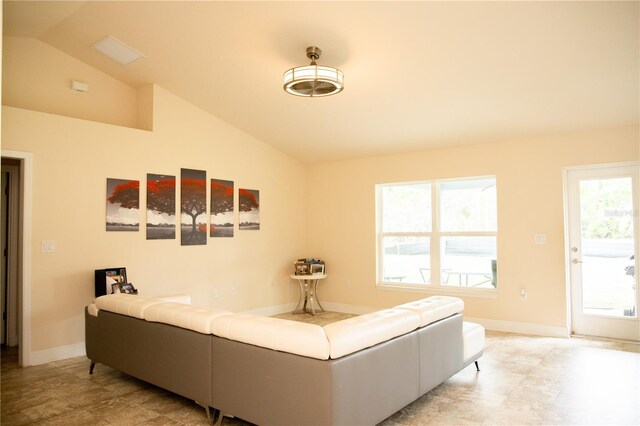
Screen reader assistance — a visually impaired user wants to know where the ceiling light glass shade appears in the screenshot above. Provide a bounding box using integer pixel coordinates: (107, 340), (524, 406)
(283, 47), (344, 97)
(283, 65), (344, 97)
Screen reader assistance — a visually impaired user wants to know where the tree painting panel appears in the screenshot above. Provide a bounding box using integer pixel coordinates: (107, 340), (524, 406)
(147, 174), (176, 240)
(210, 179), (234, 237)
(181, 168), (207, 245)
(106, 178), (139, 231)
(239, 188), (260, 230)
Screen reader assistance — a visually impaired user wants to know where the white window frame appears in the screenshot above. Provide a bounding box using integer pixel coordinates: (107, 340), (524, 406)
(376, 176), (498, 298)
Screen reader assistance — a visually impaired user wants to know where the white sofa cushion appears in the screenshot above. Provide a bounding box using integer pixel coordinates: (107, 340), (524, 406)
(144, 302), (232, 334)
(95, 294), (165, 319)
(210, 313), (330, 360)
(394, 296), (464, 327)
(323, 308), (421, 359)
(463, 321), (485, 361)
(87, 303), (99, 317)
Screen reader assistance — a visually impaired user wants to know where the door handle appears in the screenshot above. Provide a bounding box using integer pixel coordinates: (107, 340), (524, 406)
(572, 258), (583, 264)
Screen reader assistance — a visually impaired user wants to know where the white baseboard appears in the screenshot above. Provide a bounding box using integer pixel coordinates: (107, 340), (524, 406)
(30, 342), (86, 366)
(465, 316), (569, 338)
(242, 302), (297, 316)
(319, 302), (569, 338)
(321, 301), (377, 315)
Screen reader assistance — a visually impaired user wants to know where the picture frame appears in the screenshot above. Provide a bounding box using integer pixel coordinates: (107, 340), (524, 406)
(294, 262), (310, 275)
(95, 267), (127, 297)
(120, 283), (138, 294)
(310, 264), (325, 275)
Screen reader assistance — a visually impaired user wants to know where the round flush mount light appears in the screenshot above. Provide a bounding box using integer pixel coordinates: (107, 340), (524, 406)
(283, 46), (344, 97)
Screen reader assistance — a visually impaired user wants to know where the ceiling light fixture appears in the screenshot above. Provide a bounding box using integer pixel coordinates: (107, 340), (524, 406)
(283, 46), (344, 97)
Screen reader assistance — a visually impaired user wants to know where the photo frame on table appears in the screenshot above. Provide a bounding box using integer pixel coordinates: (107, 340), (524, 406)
(294, 262), (310, 275)
(310, 264), (325, 275)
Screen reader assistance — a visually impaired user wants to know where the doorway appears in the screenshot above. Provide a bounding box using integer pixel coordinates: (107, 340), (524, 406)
(1, 151), (33, 366)
(566, 163), (639, 341)
(1, 159), (20, 349)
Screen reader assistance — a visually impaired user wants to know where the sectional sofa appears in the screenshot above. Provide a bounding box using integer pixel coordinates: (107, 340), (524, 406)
(85, 294), (484, 425)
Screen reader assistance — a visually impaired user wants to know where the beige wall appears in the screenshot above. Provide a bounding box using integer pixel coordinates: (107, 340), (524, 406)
(307, 127), (639, 329)
(2, 85), (307, 352)
(2, 37), (307, 354)
(2, 37), (140, 129)
(2, 33), (638, 356)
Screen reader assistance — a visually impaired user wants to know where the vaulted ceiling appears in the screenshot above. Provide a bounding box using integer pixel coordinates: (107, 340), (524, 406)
(4, 1), (639, 163)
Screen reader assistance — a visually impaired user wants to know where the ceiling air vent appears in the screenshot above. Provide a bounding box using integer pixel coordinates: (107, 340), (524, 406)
(93, 35), (145, 65)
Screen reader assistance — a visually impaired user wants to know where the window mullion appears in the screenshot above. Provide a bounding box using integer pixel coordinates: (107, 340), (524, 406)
(432, 182), (440, 287)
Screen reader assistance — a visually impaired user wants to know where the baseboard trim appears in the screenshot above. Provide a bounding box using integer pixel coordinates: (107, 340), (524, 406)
(465, 316), (569, 338)
(242, 302), (297, 316)
(321, 301), (377, 315)
(318, 302), (570, 337)
(30, 342), (86, 366)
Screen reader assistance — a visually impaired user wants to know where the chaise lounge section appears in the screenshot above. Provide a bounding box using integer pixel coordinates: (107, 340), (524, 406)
(85, 294), (484, 425)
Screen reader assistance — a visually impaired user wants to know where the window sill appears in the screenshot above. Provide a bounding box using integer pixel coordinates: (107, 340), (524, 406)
(376, 283), (498, 299)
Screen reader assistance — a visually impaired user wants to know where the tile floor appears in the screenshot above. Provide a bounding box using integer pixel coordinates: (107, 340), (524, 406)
(1, 312), (639, 425)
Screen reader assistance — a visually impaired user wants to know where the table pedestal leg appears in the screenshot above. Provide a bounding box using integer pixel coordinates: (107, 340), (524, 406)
(292, 277), (325, 316)
(312, 279), (325, 313)
(293, 280), (307, 314)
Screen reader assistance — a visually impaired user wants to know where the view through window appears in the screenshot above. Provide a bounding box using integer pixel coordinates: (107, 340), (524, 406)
(377, 176), (497, 290)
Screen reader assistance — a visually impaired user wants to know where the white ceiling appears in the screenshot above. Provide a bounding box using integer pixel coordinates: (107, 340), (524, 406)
(3, 1), (639, 164)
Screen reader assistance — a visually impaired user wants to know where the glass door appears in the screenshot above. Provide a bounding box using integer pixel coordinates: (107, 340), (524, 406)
(567, 163), (639, 340)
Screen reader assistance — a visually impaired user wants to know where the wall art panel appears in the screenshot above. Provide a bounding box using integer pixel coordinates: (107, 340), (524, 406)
(106, 178), (139, 231)
(146, 173), (176, 240)
(210, 178), (234, 237)
(181, 168), (207, 245)
(239, 188), (260, 230)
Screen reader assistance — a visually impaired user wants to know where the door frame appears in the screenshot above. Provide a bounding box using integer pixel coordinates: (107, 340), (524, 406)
(1, 150), (33, 366)
(563, 161), (639, 340)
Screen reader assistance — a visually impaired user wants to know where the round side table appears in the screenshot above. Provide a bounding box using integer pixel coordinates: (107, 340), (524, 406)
(290, 274), (327, 316)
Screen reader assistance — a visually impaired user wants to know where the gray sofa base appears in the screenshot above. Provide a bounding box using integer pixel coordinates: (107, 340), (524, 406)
(210, 314), (464, 426)
(86, 309), (474, 425)
(85, 309), (212, 407)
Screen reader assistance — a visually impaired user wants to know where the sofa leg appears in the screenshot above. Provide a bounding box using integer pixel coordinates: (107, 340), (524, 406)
(213, 412), (225, 426)
(474, 361), (480, 371)
(89, 361), (96, 374)
(204, 407), (225, 426)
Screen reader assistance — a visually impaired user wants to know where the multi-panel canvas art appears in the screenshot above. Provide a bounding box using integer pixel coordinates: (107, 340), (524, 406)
(210, 179), (234, 237)
(239, 188), (260, 230)
(105, 172), (261, 240)
(181, 168), (207, 245)
(106, 178), (139, 231)
(146, 174), (176, 240)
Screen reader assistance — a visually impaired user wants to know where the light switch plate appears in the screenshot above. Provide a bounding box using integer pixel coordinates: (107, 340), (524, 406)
(41, 240), (56, 252)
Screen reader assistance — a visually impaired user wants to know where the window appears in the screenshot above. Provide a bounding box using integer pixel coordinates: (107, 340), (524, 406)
(377, 176), (497, 291)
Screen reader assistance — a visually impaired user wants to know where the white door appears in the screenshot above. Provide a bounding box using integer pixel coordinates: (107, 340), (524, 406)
(567, 163), (639, 341)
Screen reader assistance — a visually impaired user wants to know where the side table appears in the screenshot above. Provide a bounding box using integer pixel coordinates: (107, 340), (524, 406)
(290, 274), (327, 316)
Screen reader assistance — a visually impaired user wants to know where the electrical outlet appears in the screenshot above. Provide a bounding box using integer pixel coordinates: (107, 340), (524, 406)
(212, 288), (219, 299)
(346, 280), (352, 289)
(230, 286), (236, 296)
